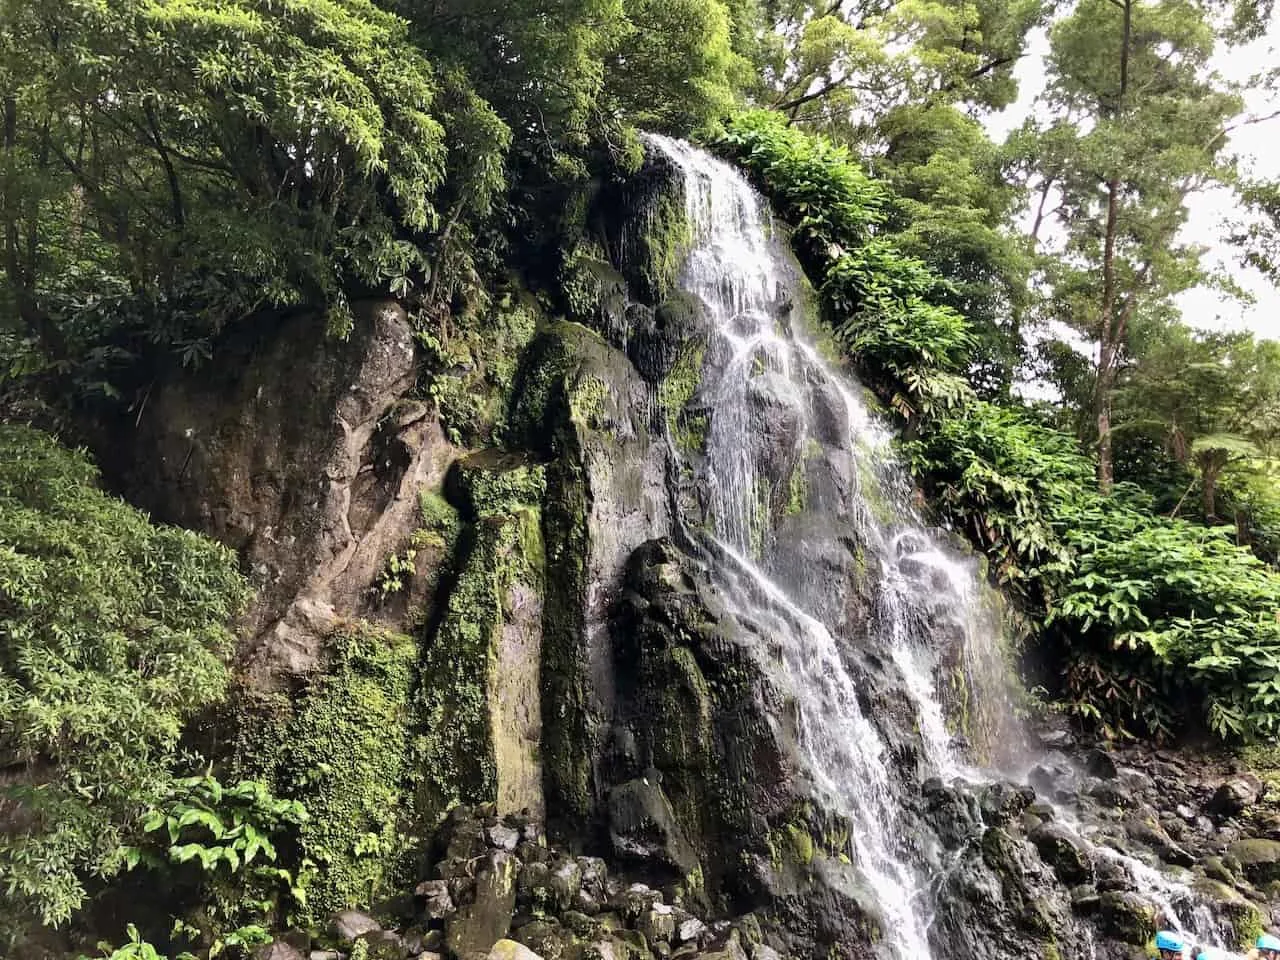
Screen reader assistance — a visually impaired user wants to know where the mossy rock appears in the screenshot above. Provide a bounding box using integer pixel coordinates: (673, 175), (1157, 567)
(1228, 839), (1280, 885)
(1191, 877), (1266, 949)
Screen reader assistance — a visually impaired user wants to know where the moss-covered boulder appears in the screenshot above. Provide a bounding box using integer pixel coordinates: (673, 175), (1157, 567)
(1228, 839), (1280, 885)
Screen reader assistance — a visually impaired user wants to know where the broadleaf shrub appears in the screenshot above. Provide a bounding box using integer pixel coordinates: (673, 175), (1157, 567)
(0, 426), (250, 941)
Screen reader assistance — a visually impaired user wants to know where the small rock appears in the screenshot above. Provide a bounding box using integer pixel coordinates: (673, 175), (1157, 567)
(1038, 729), (1076, 750)
(1085, 749), (1120, 780)
(414, 954), (444, 960)
(415, 879), (456, 920)
(638, 904), (676, 945)
(1210, 778), (1262, 819)
(1176, 804), (1198, 823)
(489, 938), (545, 960)
(1196, 816), (1217, 835)
(489, 824), (522, 852)
(255, 945), (305, 960)
(309, 952), (341, 960)
(1029, 822), (1093, 885)
(675, 919), (706, 945)
(332, 910), (382, 944)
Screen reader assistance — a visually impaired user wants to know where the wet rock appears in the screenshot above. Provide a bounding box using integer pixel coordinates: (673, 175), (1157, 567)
(1098, 891), (1157, 944)
(1094, 856), (1133, 893)
(1085, 749), (1120, 781)
(610, 884), (664, 923)
(446, 850), (520, 957)
(332, 911), (382, 944)
(1210, 778), (1262, 819)
(1086, 778), (1134, 808)
(1228, 839), (1280, 885)
(637, 904), (676, 945)
(979, 781), (1035, 826)
(921, 777), (983, 849)
(416, 879), (456, 921)
(357, 930), (408, 960)
(1029, 822), (1093, 885)
(489, 824), (522, 852)
(255, 944), (306, 960)
(674, 918), (706, 945)
(575, 857), (608, 913)
(490, 939), (545, 960)
(1038, 729), (1077, 750)
(606, 778), (699, 876)
(514, 921), (580, 960)
(550, 859), (584, 912)
(518, 861), (552, 912)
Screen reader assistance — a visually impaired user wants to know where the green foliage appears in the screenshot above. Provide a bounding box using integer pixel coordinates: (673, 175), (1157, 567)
(0, 0), (508, 400)
(718, 110), (975, 418)
(231, 623), (418, 921)
(80, 924), (195, 960)
(0, 426), (249, 939)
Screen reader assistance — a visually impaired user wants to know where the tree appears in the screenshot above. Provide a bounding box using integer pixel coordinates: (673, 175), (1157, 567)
(1113, 323), (1280, 522)
(1018, 0), (1267, 492)
(0, 0), (509, 403)
(0, 426), (248, 942)
(753, 0), (1046, 141)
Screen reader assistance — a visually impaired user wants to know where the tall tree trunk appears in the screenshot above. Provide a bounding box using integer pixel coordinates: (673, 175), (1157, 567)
(1202, 462), (1220, 522)
(1093, 0), (1132, 494)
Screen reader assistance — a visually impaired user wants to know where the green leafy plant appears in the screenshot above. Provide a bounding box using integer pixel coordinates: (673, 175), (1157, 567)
(0, 426), (250, 945)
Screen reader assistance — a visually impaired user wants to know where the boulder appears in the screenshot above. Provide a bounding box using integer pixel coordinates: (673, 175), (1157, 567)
(637, 904), (677, 945)
(332, 911), (382, 944)
(490, 939), (546, 960)
(1098, 891), (1157, 944)
(446, 850), (520, 958)
(1228, 839), (1280, 885)
(1029, 822), (1093, 885)
(606, 778), (699, 876)
(979, 781), (1035, 827)
(1085, 749), (1120, 781)
(255, 945), (306, 960)
(1210, 778), (1262, 819)
(489, 824), (522, 852)
(416, 879), (456, 921)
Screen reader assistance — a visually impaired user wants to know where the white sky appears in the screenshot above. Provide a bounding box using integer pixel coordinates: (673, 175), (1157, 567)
(986, 15), (1280, 342)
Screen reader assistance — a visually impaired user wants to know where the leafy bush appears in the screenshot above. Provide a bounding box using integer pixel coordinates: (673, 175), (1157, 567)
(0, 426), (250, 940)
(718, 113), (1280, 743)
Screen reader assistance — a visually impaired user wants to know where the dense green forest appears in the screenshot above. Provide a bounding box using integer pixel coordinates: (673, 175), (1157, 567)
(4, 0), (1280, 958)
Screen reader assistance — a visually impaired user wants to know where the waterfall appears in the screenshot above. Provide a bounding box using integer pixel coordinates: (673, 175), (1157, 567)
(644, 134), (1233, 959)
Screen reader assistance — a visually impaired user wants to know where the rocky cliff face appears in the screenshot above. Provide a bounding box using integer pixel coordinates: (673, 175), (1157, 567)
(96, 144), (1280, 960)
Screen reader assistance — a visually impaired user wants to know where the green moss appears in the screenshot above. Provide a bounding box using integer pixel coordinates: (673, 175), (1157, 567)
(784, 459), (808, 517)
(413, 490), (462, 551)
(569, 374), (612, 429)
(413, 480), (545, 827)
(234, 622), (418, 920)
(659, 340), (707, 445)
(785, 823), (815, 864)
(420, 284), (541, 448)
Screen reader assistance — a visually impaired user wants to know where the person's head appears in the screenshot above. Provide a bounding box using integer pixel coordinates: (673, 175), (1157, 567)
(1156, 930), (1184, 959)
(1257, 933), (1280, 959)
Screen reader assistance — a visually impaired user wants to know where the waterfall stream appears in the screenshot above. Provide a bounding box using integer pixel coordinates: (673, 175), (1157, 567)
(645, 134), (1231, 959)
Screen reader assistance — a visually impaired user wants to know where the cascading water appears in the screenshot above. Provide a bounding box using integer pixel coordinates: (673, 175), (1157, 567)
(645, 134), (1235, 958)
